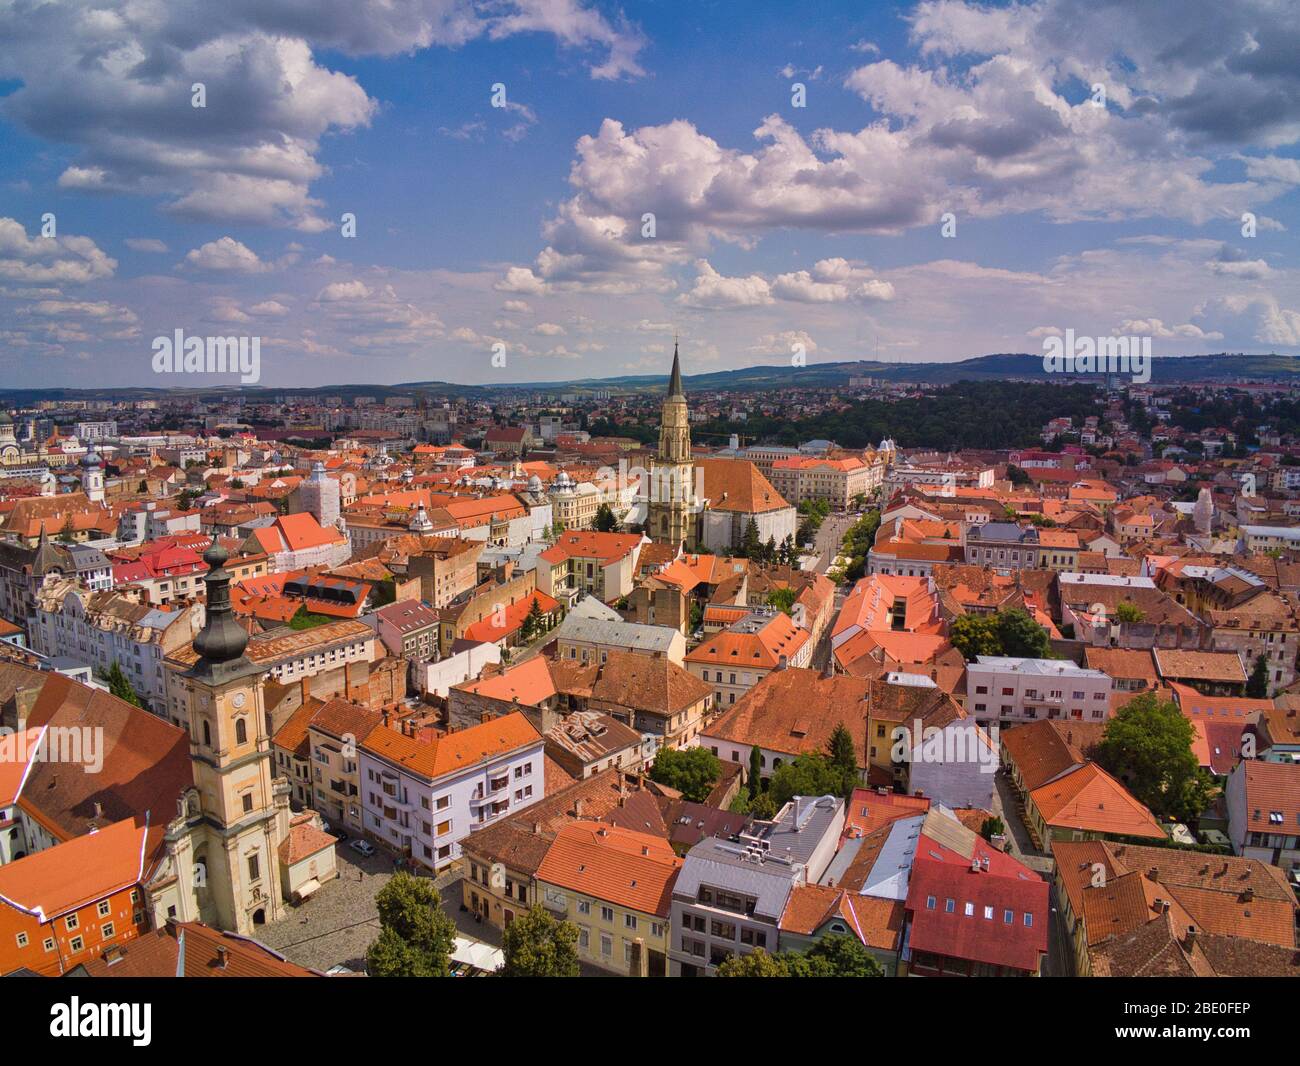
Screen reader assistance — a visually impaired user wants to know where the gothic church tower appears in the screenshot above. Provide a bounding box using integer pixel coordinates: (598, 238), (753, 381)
(648, 342), (699, 548)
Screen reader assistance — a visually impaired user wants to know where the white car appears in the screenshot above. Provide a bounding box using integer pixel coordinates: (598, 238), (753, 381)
(348, 839), (376, 857)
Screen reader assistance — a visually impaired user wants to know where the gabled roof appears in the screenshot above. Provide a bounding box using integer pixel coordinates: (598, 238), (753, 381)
(1029, 762), (1166, 838)
(0, 817), (147, 921)
(536, 821), (681, 917)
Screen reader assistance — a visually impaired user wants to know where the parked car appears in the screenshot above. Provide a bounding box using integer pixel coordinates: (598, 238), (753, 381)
(348, 839), (376, 857)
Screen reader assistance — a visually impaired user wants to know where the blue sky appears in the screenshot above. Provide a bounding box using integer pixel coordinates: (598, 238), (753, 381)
(0, 0), (1298, 388)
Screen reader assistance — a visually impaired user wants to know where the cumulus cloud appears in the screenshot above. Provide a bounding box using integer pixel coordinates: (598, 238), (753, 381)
(182, 237), (270, 274)
(0, 1), (645, 230)
(0, 218), (116, 283)
(677, 260), (773, 309)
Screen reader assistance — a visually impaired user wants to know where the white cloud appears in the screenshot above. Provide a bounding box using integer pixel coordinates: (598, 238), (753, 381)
(0, 218), (116, 283)
(677, 260), (773, 309)
(183, 237), (270, 274)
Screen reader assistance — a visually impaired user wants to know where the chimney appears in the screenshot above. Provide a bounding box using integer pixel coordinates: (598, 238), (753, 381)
(1242, 887), (1254, 903)
(216, 946), (230, 969)
(92, 801), (103, 819)
(573, 798), (584, 818)
(1183, 925), (1197, 950)
(533, 821), (542, 834)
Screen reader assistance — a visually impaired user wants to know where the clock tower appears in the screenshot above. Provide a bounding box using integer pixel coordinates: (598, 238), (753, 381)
(171, 544), (289, 933)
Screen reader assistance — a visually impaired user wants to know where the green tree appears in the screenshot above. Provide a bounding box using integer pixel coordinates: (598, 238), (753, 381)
(593, 503), (619, 532)
(499, 904), (580, 977)
(520, 596), (545, 642)
(766, 586), (798, 616)
(740, 518), (761, 558)
(949, 612), (1002, 661)
(979, 816), (1005, 841)
(716, 948), (790, 977)
(105, 660), (143, 708)
(1094, 691), (1216, 823)
(649, 746), (720, 802)
(995, 608), (1051, 658)
(1114, 601), (1145, 625)
(748, 745), (763, 799)
(1005, 464), (1031, 486)
(769, 752), (852, 807)
(288, 604), (331, 630)
(715, 935), (883, 977)
(789, 934), (884, 977)
(365, 872), (457, 977)
(1246, 653), (1270, 699)
(826, 722), (858, 783)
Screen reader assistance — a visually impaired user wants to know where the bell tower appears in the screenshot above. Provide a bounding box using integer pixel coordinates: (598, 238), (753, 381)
(648, 341), (698, 548)
(175, 544), (289, 933)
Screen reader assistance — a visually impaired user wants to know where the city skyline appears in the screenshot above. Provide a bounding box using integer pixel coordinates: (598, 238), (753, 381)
(0, 0), (1298, 388)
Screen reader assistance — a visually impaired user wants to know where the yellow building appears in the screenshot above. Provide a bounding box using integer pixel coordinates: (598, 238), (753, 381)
(536, 821), (681, 976)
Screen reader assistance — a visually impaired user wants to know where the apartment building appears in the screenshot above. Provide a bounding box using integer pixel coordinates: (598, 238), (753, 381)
(684, 610), (811, 708)
(537, 822), (681, 976)
(768, 454), (880, 510)
(668, 796), (845, 976)
(31, 580), (204, 712)
(371, 599), (440, 661)
(357, 712), (545, 873)
(965, 656), (1113, 728)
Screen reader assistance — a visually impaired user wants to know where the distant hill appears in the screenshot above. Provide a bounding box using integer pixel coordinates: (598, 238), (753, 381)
(2, 352), (1296, 403)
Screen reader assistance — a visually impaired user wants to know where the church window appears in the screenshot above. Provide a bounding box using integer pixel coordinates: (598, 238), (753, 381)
(235, 717), (248, 744)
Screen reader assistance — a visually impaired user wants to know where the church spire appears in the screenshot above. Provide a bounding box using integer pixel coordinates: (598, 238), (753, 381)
(667, 337), (684, 397)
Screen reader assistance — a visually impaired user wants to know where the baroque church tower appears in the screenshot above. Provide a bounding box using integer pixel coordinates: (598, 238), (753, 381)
(648, 342), (699, 548)
(163, 544), (290, 934)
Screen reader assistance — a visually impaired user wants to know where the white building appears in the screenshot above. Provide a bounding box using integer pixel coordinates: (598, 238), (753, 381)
(357, 712), (545, 873)
(965, 656), (1113, 728)
(31, 580), (204, 711)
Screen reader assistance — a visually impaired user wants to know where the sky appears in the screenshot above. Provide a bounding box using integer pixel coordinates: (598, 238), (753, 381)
(0, 0), (1298, 389)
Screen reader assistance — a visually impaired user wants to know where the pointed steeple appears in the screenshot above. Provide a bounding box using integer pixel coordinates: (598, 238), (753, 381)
(667, 337), (684, 398)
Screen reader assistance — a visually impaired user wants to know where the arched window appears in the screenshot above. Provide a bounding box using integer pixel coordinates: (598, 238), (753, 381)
(201, 720), (211, 747)
(235, 718), (248, 744)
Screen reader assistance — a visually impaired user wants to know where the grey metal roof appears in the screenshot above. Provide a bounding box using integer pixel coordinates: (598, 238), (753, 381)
(552, 613), (678, 652)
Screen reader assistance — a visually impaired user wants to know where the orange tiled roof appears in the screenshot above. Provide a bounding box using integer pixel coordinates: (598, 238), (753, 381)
(360, 711), (541, 781)
(1030, 763), (1165, 838)
(536, 821), (681, 917)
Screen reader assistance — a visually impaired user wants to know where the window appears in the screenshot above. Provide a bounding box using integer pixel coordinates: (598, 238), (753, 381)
(1024, 913), (1033, 927)
(624, 914), (637, 930)
(944, 898), (955, 913)
(436, 820), (451, 836)
(926, 895), (936, 910)
(601, 905), (614, 922)
(247, 853), (260, 882)
(43, 938), (55, 953)
(963, 901), (974, 917)
(577, 900), (591, 915)
(97, 900), (111, 918)
(600, 934), (612, 957)
(101, 922), (115, 939)
(235, 717), (248, 744)
(15, 932), (28, 948)
(66, 914), (79, 931)
(242, 792), (254, 813)
(1004, 909), (1014, 924)
(983, 906), (993, 920)
(69, 936), (84, 953)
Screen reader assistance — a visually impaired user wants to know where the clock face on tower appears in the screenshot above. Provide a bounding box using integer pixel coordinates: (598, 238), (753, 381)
(231, 692), (246, 709)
